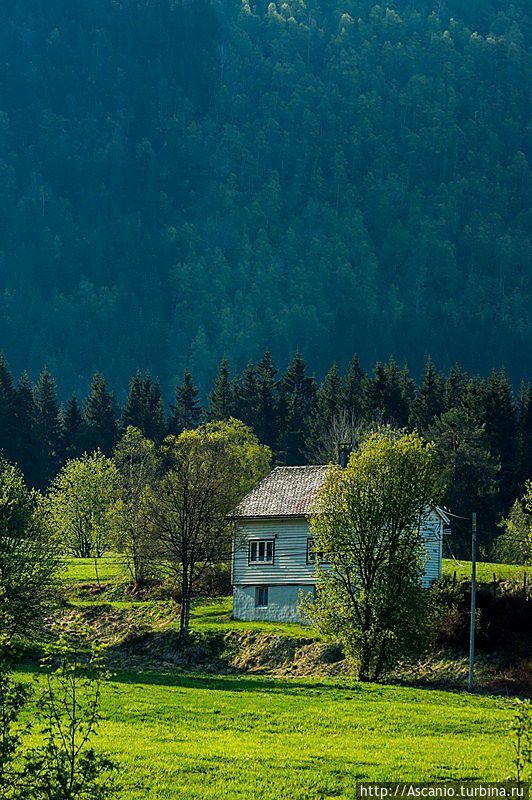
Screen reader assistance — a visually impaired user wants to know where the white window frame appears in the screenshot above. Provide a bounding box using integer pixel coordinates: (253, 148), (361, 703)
(248, 538), (275, 565)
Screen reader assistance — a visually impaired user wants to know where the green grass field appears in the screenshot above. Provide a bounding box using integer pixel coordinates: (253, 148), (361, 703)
(61, 553), (128, 583)
(18, 670), (516, 799)
(442, 559), (527, 583)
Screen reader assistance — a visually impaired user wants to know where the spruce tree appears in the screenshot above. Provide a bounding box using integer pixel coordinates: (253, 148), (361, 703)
(235, 362), (259, 431)
(14, 372), (38, 483)
(443, 365), (468, 411)
(32, 367), (62, 487)
(410, 357), (445, 431)
(366, 358), (412, 428)
(278, 352), (316, 464)
(344, 354), (367, 420)
(517, 382), (532, 490)
(168, 369), (202, 434)
(308, 362), (345, 463)
(62, 395), (87, 461)
(254, 351), (278, 450)
(121, 373), (165, 442)
(484, 369), (518, 511)
(83, 373), (118, 455)
(208, 357), (235, 420)
(0, 353), (17, 463)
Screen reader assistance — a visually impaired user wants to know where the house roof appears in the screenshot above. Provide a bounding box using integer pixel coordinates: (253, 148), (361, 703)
(233, 465), (329, 518)
(233, 464), (452, 524)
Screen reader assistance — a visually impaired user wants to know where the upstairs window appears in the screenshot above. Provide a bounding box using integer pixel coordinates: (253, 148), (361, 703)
(306, 537), (327, 564)
(248, 538), (275, 565)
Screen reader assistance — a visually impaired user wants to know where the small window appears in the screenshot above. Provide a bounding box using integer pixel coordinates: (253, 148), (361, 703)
(255, 586), (268, 607)
(248, 538), (275, 565)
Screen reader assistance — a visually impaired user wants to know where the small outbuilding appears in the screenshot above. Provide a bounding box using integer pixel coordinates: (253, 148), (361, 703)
(231, 465), (449, 623)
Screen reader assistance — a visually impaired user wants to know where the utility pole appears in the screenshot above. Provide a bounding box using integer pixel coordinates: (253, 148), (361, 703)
(468, 512), (477, 691)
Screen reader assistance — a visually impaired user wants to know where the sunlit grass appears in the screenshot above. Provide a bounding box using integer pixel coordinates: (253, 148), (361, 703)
(442, 559), (527, 583)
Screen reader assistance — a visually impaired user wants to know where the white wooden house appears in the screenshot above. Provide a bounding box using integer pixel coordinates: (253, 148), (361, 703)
(232, 465), (449, 623)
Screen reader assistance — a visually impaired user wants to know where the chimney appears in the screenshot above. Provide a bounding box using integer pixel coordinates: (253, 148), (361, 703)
(338, 442), (350, 469)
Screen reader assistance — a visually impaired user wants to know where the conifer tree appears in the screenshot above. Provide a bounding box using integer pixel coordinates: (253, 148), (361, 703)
(410, 357), (445, 431)
(308, 363), (346, 463)
(62, 395), (86, 461)
(235, 362), (259, 431)
(517, 383), (532, 491)
(484, 369), (518, 509)
(32, 367), (62, 487)
(168, 369), (202, 434)
(83, 373), (118, 456)
(121, 373), (165, 442)
(13, 372), (38, 483)
(0, 353), (17, 463)
(254, 351), (278, 450)
(366, 358), (412, 428)
(208, 357), (235, 421)
(344, 354), (367, 420)
(278, 352), (316, 464)
(443, 365), (468, 411)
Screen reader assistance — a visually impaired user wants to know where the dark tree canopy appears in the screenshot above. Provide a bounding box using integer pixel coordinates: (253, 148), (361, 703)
(0, 0), (529, 396)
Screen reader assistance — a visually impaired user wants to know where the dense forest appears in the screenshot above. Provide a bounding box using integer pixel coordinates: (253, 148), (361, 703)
(0, 0), (530, 395)
(0, 350), (530, 553)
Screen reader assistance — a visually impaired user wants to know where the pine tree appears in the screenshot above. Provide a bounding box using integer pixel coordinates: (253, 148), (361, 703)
(62, 394), (86, 460)
(32, 367), (62, 487)
(254, 351), (278, 450)
(208, 357), (235, 420)
(307, 362), (345, 462)
(0, 353), (17, 463)
(410, 357), (445, 431)
(168, 369), (202, 434)
(121, 372), (165, 442)
(83, 373), (119, 455)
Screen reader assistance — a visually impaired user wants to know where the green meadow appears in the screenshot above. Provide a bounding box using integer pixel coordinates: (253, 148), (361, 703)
(43, 555), (525, 798)
(18, 670), (516, 800)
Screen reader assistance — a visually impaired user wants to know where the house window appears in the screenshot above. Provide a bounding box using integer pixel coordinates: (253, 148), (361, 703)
(255, 586), (269, 607)
(307, 537), (316, 564)
(248, 539), (275, 565)
(306, 537), (327, 564)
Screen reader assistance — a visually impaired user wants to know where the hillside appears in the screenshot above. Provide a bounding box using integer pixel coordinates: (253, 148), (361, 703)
(0, 0), (530, 394)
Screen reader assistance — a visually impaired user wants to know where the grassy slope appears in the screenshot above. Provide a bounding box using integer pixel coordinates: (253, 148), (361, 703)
(442, 559), (527, 583)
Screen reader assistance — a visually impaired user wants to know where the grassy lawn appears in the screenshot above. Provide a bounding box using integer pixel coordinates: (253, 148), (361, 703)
(442, 559), (527, 583)
(18, 670), (516, 799)
(61, 553), (128, 583)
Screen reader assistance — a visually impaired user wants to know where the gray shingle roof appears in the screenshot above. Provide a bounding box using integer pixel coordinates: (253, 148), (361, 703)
(234, 465), (329, 518)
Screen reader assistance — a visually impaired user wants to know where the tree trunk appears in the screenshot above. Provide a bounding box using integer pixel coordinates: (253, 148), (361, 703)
(358, 634), (372, 682)
(179, 577), (191, 642)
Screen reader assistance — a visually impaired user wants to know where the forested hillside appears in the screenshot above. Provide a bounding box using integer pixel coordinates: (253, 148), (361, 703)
(0, 0), (530, 395)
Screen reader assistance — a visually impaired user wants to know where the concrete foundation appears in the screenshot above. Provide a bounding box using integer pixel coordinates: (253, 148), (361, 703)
(233, 584), (314, 623)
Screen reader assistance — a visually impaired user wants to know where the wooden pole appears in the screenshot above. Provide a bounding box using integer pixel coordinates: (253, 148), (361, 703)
(468, 512), (477, 692)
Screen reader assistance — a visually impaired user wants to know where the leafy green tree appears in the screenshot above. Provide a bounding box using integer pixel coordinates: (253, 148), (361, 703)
(23, 624), (117, 800)
(0, 458), (60, 643)
(83, 374), (118, 456)
(47, 452), (119, 579)
(32, 368), (62, 488)
(306, 431), (443, 681)
(145, 419), (271, 639)
(168, 369), (202, 434)
(493, 481), (532, 566)
(111, 427), (157, 588)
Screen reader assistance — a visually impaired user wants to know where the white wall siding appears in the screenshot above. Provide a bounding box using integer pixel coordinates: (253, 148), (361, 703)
(233, 584), (314, 623)
(421, 510), (443, 587)
(233, 518), (315, 587)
